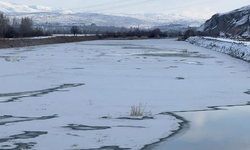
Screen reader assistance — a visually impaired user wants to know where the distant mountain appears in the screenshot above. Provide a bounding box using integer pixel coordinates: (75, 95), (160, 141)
(0, 1), (51, 13)
(116, 13), (202, 25)
(11, 12), (147, 27)
(0, 1), (203, 28)
(8, 12), (202, 28)
(198, 5), (250, 37)
(0, 1), (75, 14)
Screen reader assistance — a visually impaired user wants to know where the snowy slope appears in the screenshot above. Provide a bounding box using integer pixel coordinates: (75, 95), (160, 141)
(198, 5), (250, 37)
(8, 12), (203, 28)
(187, 36), (250, 61)
(218, 5), (250, 17)
(0, 1), (202, 28)
(11, 12), (148, 27)
(0, 1), (51, 13)
(0, 1), (75, 14)
(112, 13), (203, 25)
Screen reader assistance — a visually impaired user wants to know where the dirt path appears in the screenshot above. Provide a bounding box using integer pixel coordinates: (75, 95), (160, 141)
(0, 36), (101, 49)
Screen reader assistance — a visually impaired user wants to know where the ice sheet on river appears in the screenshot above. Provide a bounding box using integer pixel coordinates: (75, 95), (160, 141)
(0, 39), (249, 150)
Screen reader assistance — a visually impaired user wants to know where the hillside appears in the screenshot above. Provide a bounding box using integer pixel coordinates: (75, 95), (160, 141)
(198, 5), (250, 38)
(0, 1), (203, 28)
(0, 1), (51, 13)
(9, 12), (203, 28)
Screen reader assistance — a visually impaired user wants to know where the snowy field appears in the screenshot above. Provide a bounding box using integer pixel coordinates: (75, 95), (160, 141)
(0, 39), (250, 150)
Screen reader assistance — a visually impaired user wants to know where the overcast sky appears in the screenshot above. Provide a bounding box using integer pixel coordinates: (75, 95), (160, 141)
(2, 0), (250, 19)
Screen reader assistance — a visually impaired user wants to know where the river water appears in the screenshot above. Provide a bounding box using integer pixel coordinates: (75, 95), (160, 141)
(144, 105), (250, 150)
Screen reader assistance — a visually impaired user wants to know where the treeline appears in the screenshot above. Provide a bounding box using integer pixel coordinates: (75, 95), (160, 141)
(42, 23), (183, 37)
(48, 23), (130, 35)
(181, 29), (232, 40)
(0, 12), (50, 38)
(179, 29), (206, 40)
(101, 28), (183, 38)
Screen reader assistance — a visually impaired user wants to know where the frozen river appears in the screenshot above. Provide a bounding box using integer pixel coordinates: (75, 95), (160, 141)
(0, 39), (249, 150)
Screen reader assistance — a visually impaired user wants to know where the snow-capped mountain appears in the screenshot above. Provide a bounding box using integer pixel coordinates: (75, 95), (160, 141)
(0, 1), (51, 13)
(12, 12), (147, 27)
(0, 1), (75, 14)
(0, 1), (203, 28)
(198, 5), (250, 37)
(9, 12), (203, 28)
(113, 13), (203, 26)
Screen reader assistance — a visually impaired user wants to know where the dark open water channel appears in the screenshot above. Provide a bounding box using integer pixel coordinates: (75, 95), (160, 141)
(143, 105), (250, 150)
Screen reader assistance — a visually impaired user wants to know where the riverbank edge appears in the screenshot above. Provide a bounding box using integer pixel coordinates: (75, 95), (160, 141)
(0, 36), (160, 49)
(0, 36), (103, 49)
(186, 36), (250, 62)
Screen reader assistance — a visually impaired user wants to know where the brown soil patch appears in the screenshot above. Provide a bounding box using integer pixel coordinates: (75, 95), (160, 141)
(0, 36), (101, 49)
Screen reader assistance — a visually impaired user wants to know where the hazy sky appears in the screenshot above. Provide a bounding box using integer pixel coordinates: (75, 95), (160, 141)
(2, 0), (250, 19)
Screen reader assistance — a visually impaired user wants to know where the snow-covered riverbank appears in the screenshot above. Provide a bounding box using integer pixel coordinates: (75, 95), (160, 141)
(187, 36), (250, 61)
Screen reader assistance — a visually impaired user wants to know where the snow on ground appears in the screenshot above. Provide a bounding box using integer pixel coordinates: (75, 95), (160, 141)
(203, 37), (250, 46)
(187, 36), (250, 61)
(0, 39), (250, 150)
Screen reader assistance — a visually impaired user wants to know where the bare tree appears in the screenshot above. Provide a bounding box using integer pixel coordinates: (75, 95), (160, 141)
(70, 26), (80, 36)
(20, 17), (33, 37)
(0, 12), (10, 37)
(12, 17), (20, 29)
(183, 29), (196, 40)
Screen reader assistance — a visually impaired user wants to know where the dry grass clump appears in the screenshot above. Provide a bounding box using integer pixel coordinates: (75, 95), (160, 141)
(181, 49), (188, 53)
(130, 103), (147, 116)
